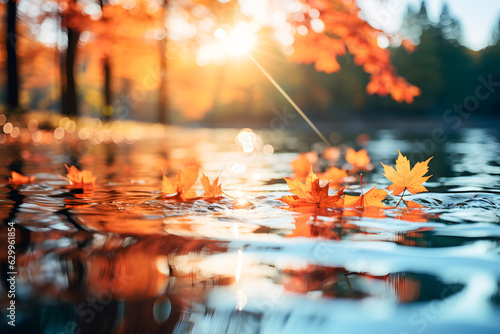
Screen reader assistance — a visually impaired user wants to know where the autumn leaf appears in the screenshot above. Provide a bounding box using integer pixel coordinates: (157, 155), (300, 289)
(161, 165), (199, 200)
(64, 164), (96, 188)
(381, 150), (433, 196)
(9, 171), (35, 185)
(345, 148), (371, 170)
(319, 167), (348, 186)
(201, 172), (222, 199)
(343, 186), (387, 208)
(291, 152), (318, 180)
(278, 170), (344, 208)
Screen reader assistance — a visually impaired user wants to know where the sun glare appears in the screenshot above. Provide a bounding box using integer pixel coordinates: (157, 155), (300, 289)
(222, 22), (257, 56)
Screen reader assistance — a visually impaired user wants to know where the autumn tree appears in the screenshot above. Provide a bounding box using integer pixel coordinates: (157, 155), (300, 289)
(6, 0), (19, 113)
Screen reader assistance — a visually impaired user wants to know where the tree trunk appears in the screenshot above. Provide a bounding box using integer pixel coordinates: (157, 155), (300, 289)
(158, 35), (168, 124)
(158, 0), (169, 124)
(102, 56), (113, 120)
(61, 27), (80, 116)
(6, 0), (19, 113)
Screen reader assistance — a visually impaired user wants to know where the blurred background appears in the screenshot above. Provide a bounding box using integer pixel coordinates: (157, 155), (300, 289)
(1, 0), (499, 128)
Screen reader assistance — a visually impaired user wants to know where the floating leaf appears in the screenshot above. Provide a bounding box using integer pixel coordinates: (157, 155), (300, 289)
(9, 171), (35, 185)
(278, 170), (344, 208)
(345, 148), (370, 170)
(64, 164), (96, 188)
(201, 172), (222, 199)
(161, 165), (199, 200)
(381, 150), (432, 195)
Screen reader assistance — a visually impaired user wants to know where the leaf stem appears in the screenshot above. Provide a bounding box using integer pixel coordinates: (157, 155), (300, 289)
(359, 173), (363, 195)
(395, 188), (405, 208)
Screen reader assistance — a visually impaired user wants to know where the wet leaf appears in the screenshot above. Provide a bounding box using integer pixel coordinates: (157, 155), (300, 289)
(343, 186), (387, 208)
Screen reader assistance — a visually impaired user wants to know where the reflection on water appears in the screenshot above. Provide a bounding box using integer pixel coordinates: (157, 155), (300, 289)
(1, 127), (500, 333)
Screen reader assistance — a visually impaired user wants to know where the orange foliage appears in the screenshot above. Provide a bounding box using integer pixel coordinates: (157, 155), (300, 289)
(291, 152), (318, 180)
(201, 172), (223, 199)
(345, 147), (371, 170)
(9, 171), (35, 185)
(278, 170), (344, 208)
(343, 186), (387, 208)
(319, 166), (347, 186)
(162, 166), (199, 200)
(64, 164), (96, 188)
(291, 0), (420, 103)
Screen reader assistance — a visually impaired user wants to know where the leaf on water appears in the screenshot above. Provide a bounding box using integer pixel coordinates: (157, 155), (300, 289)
(343, 186), (388, 208)
(345, 148), (371, 170)
(319, 166), (348, 186)
(291, 152), (318, 181)
(64, 164), (96, 189)
(278, 170), (345, 208)
(9, 171), (35, 185)
(161, 165), (199, 200)
(201, 172), (223, 199)
(381, 150), (432, 195)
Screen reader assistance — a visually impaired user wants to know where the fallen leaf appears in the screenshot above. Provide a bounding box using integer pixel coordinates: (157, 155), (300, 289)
(161, 165), (199, 200)
(278, 170), (345, 208)
(381, 150), (432, 195)
(344, 186), (387, 208)
(9, 171), (35, 185)
(320, 167), (348, 186)
(201, 172), (222, 199)
(322, 147), (340, 162)
(345, 148), (370, 170)
(64, 164), (96, 188)
(291, 152), (318, 180)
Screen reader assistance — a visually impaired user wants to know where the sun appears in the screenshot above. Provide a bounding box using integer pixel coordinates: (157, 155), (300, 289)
(217, 22), (257, 56)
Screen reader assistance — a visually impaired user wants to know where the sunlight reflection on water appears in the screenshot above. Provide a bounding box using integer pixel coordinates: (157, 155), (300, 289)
(0, 126), (499, 333)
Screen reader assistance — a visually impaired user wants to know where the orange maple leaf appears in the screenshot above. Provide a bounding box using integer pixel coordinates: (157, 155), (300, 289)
(343, 186), (388, 208)
(162, 165), (199, 200)
(319, 167), (348, 186)
(345, 148), (370, 170)
(278, 170), (345, 208)
(201, 172), (222, 199)
(64, 164), (96, 188)
(9, 171), (35, 185)
(381, 150), (433, 196)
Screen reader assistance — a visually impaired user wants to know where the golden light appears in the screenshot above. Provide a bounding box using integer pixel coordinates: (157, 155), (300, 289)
(221, 22), (257, 57)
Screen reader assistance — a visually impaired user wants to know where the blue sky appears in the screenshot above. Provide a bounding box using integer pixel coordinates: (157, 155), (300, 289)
(359, 0), (500, 50)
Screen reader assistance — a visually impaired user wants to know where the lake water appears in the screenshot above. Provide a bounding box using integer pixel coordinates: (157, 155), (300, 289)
(1, 124), (499, 333)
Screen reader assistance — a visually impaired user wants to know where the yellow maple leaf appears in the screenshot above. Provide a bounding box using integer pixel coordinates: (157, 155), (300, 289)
(343, 186), (387, 208)
(381, 150), (432, 195)
(201, 172), (222, 198)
